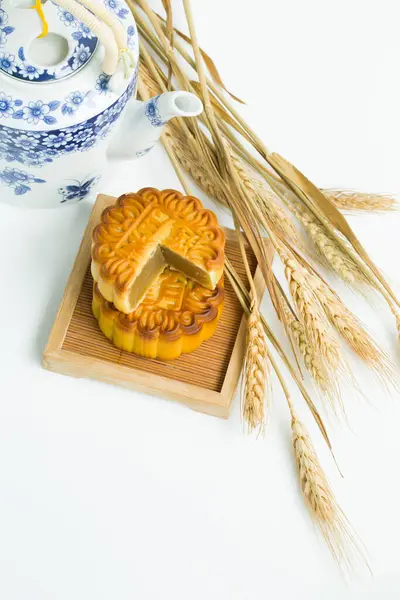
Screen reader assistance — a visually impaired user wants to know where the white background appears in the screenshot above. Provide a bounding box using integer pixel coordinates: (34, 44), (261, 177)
(1, 0), (400, 598)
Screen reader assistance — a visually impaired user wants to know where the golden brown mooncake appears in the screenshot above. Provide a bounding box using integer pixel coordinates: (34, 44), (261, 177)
(91, 188), (226, 314)
(92, 267), (224, 360)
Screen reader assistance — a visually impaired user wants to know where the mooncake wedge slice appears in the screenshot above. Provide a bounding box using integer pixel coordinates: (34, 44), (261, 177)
(92, 267), (224, 360)
(91, 188), (225, 314)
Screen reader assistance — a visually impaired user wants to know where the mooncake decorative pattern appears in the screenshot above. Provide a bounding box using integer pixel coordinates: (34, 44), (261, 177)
(92, 267), (224, 360)
(91, 188), (226, 314)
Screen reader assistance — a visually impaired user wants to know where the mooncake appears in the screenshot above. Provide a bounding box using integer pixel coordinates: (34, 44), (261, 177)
(92, 267), (224, 360)
(91, 188), (225, 314)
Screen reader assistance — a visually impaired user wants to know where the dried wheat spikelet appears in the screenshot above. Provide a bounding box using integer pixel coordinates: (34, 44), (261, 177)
(282, 302), (341, 401)
(281, 253), (342, 370)
(309, 274), (396, 382)
(133, 0), (379, 568)
(163, 126), (228, 205)
(166, 123), (301, 249)
(295, 209), (367, 286)
(242, 303), (269, 433)
(290, 405), (366, 570)
(325, 190), (399, 213)
(228, 151), (300, 247)
(288, 313), (327, 389)
(139, 62), (162, 96)
(139, 66), (220, 203)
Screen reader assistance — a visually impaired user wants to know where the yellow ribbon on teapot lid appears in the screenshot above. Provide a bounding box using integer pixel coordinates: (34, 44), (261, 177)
(30, 0), (49, 38)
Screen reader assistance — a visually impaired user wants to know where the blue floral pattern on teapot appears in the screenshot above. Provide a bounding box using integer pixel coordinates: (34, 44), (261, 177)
(0, 0), (201, 208)
(0, 71), (137, 170)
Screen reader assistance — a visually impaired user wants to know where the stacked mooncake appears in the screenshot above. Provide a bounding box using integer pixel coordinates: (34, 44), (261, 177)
(90, 188), (226, 360)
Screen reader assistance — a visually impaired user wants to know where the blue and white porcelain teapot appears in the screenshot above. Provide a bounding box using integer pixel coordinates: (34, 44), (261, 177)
(0, 0), (202, 208)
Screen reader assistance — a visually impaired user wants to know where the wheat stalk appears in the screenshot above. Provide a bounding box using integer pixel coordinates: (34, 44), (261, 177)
(295, 209), (368, 285)
(167, 115), (301, 252)
(139, 65), (224, 203)
(131, 0), (392, 570)
(309, 274), (396, 381)
(242, 303), (270, 433)
(139, 62), (162, 96)
(225, 259), (338, 453)
(138, 0), (400, 316)
(281, 252), (342, 370)
(228, 151), (301, 247)
(163, 126), (228, 204)
(282, 302), (343, 406)
(267, 352), (365, 570)
(287, 310), (327, 389)
(289, 402), (367, 570)
(233, 215), (270, 434)
(325, 190), (399, 213)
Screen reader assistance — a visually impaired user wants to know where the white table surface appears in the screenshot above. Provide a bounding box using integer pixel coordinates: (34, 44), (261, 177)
(1, 1), (400, 598)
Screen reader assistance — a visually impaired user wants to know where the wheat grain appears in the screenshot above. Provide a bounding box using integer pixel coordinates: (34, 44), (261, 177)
(325, 190), (398, 213)
(290, 406), (367, 570)
(242, 303), (269, 433)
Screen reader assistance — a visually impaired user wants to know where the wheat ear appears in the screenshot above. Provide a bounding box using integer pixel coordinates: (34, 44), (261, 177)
(229, 152), (300, 247)
(242, 302), (269, 433)
(163, 126), (228, 204)
(234, 220), (270, 434)
(288, 401), (367, 570)
(281, 252), (342, 370)
(139, 62), (162, 96)
(139, 65), (227, 204)
(295, 209), (367, 286)
(282, 302), (342, 410)
(270, 355), (367, 571)
(308, 275), (397, 383)
(324, 190), (399, 213)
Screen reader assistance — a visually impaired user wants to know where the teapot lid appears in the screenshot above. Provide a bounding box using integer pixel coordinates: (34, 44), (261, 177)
(0, 0), (101, 83)
(0, 0), (138, 129)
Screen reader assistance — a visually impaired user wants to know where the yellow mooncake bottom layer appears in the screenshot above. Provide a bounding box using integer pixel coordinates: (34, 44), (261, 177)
(92, 285), (223, 361)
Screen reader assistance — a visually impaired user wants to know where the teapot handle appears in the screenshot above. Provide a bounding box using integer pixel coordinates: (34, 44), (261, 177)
(51, 0), (121, 74)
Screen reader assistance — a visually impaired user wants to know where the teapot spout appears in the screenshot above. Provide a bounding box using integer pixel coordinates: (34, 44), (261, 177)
(107, 91), (203, 161)
(150, 91), (203, 123)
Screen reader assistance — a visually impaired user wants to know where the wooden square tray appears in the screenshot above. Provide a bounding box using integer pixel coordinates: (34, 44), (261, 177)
(43, 194), (266, 418)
